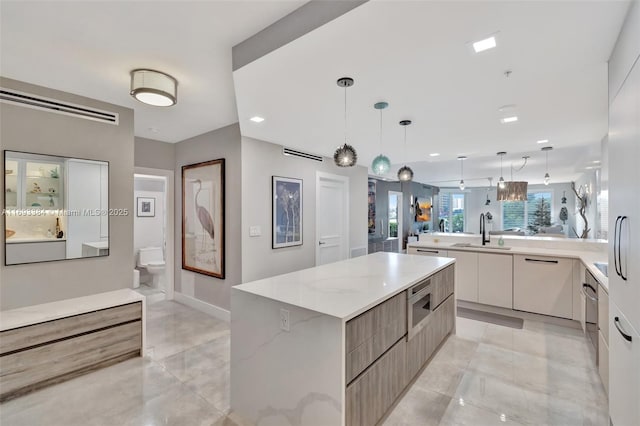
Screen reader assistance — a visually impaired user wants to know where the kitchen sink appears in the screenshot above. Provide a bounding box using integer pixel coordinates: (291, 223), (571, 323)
(594, 262), (608, 278)
(451, 243), (512, 250)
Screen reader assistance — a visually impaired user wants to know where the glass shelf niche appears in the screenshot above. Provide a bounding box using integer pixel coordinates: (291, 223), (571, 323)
(5, 160), (19, 209)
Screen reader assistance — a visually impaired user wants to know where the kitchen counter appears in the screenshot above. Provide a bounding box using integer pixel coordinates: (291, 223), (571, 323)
(0, 289), (144, 332)
(234, 251), (454, 321)
(408, 240), (608, 291)
(231, 252), (456, 425)
(6, 237), (66, 244)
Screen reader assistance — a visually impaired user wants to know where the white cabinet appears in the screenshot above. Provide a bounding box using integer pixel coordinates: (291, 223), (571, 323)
(608, 302), (640, 426)
(5, 241), (66, 264)
(478, 253), (513, 309)
(447, 250), (478, 302)
(513, 255), (573, 319)
(407, 247), (448, 257)
(609, 57), (640, 334)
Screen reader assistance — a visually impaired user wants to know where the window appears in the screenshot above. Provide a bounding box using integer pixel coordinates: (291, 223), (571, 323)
(438, 192), (465, 232)
(501, 191), (553, 233)
(388, 192), (399, 238)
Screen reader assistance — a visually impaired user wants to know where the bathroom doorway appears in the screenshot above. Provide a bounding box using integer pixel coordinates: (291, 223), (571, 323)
(133, 168), (174, 303)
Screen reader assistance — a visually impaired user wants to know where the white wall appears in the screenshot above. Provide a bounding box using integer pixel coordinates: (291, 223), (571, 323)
(0, 77), (134, 310)
(174, 124), (242, 312)
(241, 136), (368, 283)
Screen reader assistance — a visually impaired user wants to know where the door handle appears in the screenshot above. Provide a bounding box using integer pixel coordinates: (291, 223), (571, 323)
(524, 258), (558, 264)
(318, 241), (326, 245)
(581, 284), (598, 301)
(614, 216), (620, 277)
(619, 216), (628, 281)
(614, 317), (633, 342)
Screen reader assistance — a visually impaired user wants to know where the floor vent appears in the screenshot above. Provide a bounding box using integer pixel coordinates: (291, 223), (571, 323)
(0, 88), (119, 125)
(282, 147), (323, 162)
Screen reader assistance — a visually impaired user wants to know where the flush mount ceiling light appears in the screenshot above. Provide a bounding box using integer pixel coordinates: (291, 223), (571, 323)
(497, 151), (506, 189)
(537, 139), (549, 144)
(250, 116), (265, 123)
(458, 156), (467, 190)
(500, 116), (518, 124)
(542, 146), (553, 185)
(397, 120), (414, 182)
(371, 102), (391, 175)
(429, 153), (440, 157)
(333, 77), (357, 167)
(472, 36), (497, 53)
(130, 69), (177, 107)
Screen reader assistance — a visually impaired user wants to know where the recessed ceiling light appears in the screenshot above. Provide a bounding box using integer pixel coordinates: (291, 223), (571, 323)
(537, 139), (549, 144)
(250, 116), (265, 123)
(500, 116), (518, 124)
(473, 36), (497, 53)
(429, 153), (440, 157)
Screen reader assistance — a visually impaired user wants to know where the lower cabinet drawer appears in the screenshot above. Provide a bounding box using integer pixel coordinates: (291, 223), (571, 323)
(407, 294), (455, 380)
(0, 320), (142, 401)
(346, 338), (407, 426)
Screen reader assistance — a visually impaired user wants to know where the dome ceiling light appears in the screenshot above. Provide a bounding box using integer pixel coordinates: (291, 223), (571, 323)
(130, 69), (178, 107)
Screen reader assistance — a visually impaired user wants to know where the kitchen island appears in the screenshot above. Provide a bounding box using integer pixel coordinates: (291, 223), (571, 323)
(230, 252), (455, 426)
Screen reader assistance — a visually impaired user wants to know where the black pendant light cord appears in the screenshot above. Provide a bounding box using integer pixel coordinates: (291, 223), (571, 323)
(344, 85), (347, 144)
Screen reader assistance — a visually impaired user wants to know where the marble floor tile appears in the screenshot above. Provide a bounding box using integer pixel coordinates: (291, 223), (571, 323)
(0, 301), (608, 426)
(383, 386), (452, 426)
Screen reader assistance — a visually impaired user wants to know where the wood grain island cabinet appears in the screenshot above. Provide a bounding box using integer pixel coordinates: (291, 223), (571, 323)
(231, 252), (456, 426)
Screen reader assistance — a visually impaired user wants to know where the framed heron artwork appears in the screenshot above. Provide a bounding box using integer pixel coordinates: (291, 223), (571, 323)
(182, 159), (225, 279)
(272, 176), (303, 249)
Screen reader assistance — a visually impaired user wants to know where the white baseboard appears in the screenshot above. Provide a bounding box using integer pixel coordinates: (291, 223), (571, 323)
(174, 292), (230, 323)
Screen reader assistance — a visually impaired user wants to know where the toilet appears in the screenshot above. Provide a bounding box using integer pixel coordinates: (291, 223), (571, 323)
(137, 247), (165, 288)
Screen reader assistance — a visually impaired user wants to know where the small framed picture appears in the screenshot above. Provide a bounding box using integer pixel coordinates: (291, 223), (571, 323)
(137, 197), (155, 217)
(272, 176), (303, 249)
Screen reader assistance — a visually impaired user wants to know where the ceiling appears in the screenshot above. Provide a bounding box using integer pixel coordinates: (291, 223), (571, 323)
(0, 0), (305, 143)
(234, 0), (630, 186)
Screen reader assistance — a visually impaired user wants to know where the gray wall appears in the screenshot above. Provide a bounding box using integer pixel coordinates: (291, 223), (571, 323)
(241, 136), (368, 283)
(0, 77), (134, 310)
(174, 123), (242, 311)
(135, 137), (175, 170)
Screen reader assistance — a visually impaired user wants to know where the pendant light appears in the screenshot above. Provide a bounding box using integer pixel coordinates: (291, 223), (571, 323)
(542, 146), (553, 185)
(497, 156), (529, 201)
(333, 77), (357, 167)
(458, 156), (467, 190)
(485, 177), (493, 205)
(371, 102), (391, 175)
(497, 151), (506, 189)
(397, 120), (413, 181)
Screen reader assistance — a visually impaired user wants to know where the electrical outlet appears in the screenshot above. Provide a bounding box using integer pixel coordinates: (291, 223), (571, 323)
(280, 308), (290, 332)
(249, 226), (261, 237)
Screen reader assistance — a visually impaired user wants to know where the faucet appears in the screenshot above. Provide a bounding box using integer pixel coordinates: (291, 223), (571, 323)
(480, 213), (490, 246)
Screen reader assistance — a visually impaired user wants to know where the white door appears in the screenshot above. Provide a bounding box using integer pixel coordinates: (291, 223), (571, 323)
(316, 172), (349, 266)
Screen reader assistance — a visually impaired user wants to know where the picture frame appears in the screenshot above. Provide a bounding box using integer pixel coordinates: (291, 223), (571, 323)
(136, 197), (155, 217)
(272, 176), (303, 249)
(182, 158), (225, 279)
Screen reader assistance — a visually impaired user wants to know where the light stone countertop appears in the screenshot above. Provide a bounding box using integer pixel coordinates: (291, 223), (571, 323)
(233, 252), (455, 321)
(0, 289), (144, 331)
(6, 237), (67, 243)
(408, 240), (608, 291)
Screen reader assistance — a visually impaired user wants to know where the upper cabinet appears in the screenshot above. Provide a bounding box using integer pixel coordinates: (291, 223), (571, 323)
(4, 154), (64, 211)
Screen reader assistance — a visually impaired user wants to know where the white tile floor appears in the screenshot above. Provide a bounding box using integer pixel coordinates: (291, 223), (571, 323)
(0, 301), (608, 426)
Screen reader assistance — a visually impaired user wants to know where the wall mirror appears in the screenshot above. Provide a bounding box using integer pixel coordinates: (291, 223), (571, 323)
(4, 150), (109, 265)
